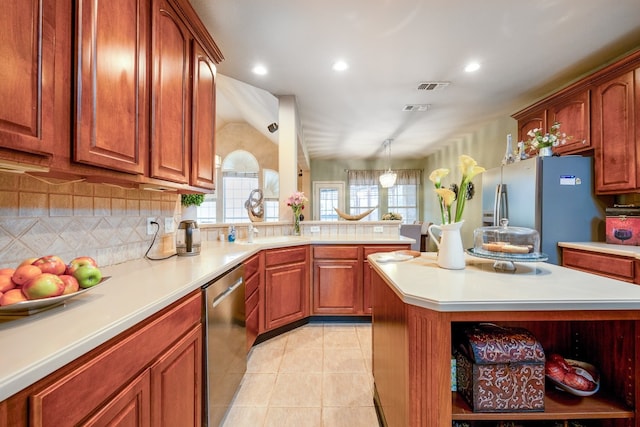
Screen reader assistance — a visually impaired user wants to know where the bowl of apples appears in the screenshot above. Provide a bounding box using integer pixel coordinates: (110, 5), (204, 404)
(0, 255), (108, 318)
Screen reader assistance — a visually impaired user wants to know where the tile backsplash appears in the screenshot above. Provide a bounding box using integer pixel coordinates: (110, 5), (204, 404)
(0, 173), (179, 269)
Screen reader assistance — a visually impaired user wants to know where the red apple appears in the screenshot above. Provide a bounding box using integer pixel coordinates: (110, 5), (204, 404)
(18, 257), (38, 268)
(12, 264), (42, 286)
(66, 256), (98, 275)
(22, 273), (65, 300)
(32, 255), (66, 275)
(73, 265), (102, 288)
(0, 275), (16, 293)
(0, 288), (27, 305)
(59, 274), (80, 295)
(0, 268), (15, 276)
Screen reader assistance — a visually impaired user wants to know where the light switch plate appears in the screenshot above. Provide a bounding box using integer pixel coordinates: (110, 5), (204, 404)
(165, 217), (175, 233)
(373, 226), (383, 233)
(310, 226), (320, 233)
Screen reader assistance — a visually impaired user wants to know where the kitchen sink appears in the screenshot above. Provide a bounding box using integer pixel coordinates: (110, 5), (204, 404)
(234, 236), (305, 245)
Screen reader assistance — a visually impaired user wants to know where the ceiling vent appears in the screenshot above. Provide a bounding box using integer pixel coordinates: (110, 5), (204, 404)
(402, 104), (431, 112)
(417, 81), (450, 91)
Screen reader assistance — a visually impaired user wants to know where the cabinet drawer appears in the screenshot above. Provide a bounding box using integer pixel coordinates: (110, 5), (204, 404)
(244, 253), (260, 280)
(313, 245), (359, 260)
(246, 285), (259, 313)
(265, 246), (307, 267)
(245, 270), (260, 298)
(562, 248), (635, 282)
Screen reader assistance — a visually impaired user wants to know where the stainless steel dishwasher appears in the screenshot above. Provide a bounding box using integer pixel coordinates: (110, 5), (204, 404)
(202, 264), (246, 427)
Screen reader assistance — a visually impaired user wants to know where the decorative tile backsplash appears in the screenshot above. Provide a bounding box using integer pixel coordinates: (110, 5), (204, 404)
(0, 173), (179, 269)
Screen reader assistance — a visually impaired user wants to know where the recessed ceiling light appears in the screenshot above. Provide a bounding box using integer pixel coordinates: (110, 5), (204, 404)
(332, 60), (349, 72)
(464, 62), (480, 73)
(252, 64), (268, 75)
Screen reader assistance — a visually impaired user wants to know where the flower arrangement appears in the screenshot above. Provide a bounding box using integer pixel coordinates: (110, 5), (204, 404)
(429, 155), (485, 224)
(381, 212), (403, 221)
(286, 191), (308, 215)
(526, 122), (570, 150)
(286, 191), (308, 235)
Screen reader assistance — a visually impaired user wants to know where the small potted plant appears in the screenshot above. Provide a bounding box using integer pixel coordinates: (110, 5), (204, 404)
(181, 194), (204, 220)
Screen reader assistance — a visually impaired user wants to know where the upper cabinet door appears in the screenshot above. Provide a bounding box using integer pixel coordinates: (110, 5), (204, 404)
(0, 0), (55, 155)
(150, 0), (191, 184)
(190, 42), (216, 190)
(516, 109), (546, 143)
(593, 70), (637, 193)
(74, 0), (149, 174)
(548, 90), (590, 155)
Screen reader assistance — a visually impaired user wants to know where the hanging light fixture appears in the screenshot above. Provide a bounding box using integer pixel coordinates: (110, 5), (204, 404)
(379, 139), (397, 188)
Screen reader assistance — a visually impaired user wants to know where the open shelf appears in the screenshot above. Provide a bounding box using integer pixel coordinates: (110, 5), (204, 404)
(452, 390), (634, 421)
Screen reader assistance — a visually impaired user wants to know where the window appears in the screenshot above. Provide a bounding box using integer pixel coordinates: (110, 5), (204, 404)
(347, 169), (421, 223)
(223, 173), (258, 222)
(263, 169), (280, 222)
(313, 181), (345, 221)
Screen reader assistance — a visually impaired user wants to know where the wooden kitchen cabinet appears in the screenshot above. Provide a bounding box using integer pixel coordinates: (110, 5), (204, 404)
(363, 245), (410, 314)
(312, 246), (361, 314)
(592, 69), (637, 194)
(3, 291), (202, 427)
(244, 252), (263, 349)
(515, 108), (546, 144)
(0, 0), (56, 158)
(73, 0), (149, 175)
(371, 268), (640, 426)
(562, 247), (636, 283)
(264, 246), (310, 331)
(548, 89), (591, 154)
(150, 0), (220, 189)
(190, 42), (217, 190)
(150, 0), (191, 185)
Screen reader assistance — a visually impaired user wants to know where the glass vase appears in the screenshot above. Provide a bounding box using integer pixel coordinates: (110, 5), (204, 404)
(293, 213), (301, 236)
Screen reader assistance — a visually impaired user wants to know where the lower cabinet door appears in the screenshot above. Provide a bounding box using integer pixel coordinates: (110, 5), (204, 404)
(81, 371), (151, 427)
(265, 261), (309, 331)
(150, 325), (202, 427)
(312, 260), (360, 314)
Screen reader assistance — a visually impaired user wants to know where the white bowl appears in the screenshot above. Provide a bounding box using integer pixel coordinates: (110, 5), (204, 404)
(547, 359), (600, 397)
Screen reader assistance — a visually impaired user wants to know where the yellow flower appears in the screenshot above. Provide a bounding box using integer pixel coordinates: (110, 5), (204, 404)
(429, 168), (449, 187)
(434, 188), (456, 206)
(430, 155), (485, 224)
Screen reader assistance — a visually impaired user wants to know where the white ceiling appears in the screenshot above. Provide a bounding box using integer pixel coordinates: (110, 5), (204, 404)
(191, 0), (640, 161)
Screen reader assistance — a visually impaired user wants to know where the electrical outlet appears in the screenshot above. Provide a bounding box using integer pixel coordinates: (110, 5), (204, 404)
(165, 217), (175, 233)
(146, 217), (156, 235)
(310, 226), (320, 233)
(373, 226), (383, 233)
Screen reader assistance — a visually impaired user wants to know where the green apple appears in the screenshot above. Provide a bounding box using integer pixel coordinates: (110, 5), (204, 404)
(65, 256), (98, 275)
(73, 265), (102, 288)
(22, 273), (65, 300)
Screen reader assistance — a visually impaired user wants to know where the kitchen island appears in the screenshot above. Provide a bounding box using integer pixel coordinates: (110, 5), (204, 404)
(369, 252), (640, 426)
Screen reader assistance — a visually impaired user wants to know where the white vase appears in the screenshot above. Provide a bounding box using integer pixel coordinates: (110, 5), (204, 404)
(538, 146), (553, 157)
(428, 220), (465, 270)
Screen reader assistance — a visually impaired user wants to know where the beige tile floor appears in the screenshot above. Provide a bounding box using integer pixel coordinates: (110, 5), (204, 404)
(221, 322), (379, 427)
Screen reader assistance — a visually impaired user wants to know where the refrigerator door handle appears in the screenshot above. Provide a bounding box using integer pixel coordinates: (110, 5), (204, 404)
(494, 184), (508, 226)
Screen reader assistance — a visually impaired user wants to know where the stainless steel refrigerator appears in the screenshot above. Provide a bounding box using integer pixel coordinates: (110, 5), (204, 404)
(481, 156), (604, 265)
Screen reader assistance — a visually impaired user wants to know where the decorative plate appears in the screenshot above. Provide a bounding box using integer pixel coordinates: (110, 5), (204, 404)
(375, 252), (415, 263)
(547, 359), (600, 397)
(0, 277), (109, 318)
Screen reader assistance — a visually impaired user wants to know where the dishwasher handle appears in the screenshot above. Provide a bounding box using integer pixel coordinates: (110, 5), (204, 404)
(211, 278), (243, 308)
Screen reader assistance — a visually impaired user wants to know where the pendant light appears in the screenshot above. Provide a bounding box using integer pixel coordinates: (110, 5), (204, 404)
(379, 139), (397, 188)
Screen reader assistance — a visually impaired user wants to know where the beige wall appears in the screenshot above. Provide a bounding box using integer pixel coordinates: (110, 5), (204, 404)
(216, 122), (279, 172)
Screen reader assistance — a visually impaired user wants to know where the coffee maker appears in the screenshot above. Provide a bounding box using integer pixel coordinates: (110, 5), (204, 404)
(176, 220), (201, 256)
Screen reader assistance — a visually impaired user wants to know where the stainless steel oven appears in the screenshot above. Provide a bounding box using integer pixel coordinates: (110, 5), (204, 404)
(202, 264), (245, 426)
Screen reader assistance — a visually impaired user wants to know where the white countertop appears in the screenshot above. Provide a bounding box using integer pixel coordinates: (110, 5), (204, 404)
(558, 241), (640, 258)
(0, 235), (411, 402)
(369, 252), (640, 313)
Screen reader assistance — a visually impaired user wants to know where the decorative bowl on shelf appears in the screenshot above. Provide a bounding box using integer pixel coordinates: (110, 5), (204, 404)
(547, 359), (600, 397)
